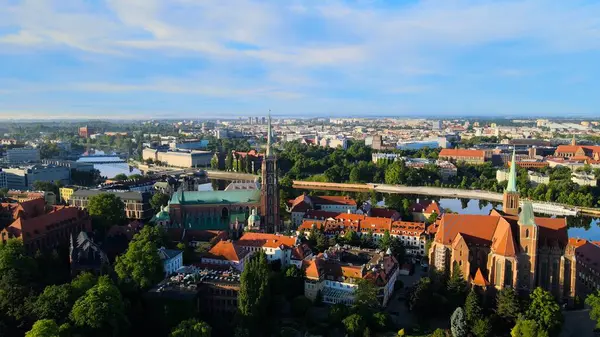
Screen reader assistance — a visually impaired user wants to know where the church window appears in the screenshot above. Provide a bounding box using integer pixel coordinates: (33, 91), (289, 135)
(525, 229), (529, 238)
(505, 260), (513, 287)
(495, 259), (503, 286)
(525, 245), (528, 253)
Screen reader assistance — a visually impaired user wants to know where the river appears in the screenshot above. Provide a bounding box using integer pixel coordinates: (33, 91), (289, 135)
(76, 150), (141, 179)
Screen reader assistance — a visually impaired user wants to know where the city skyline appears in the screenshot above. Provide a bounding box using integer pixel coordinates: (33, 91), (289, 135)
(1, 0), (600, 118)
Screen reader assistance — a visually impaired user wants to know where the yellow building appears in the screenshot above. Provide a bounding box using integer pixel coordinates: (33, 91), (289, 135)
(59, 187), (77, 204)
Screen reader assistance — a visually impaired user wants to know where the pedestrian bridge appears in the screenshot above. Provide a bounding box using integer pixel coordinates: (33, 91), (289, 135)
(292, 181), (583, 216)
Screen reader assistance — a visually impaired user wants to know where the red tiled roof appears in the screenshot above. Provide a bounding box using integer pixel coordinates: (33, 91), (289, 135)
(205, 240), (249, 262)
(472, 268), (489, 287)
(5, 207), (88, 241)
(439, 149), (485, 158)
(303, 210), (341, 220)
(237, 233), (296, 249)
(435, 214), (499, 245)
(424, 201), (441, 214)
(391, 221), (425, 237)
(314, 195), (357, 206)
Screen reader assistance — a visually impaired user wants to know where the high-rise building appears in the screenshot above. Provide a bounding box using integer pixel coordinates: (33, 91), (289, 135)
(261, 114), (280, 233)
(261, 117), (266, 125)
(432, 120), (442, 130)
(248, 117), (253, 124)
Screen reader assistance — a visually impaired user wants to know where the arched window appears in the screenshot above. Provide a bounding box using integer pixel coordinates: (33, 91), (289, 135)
(525, 245), (528, 253)
(505, 260), (513, 287)
(525, 229), (529, 238)
(495, 259), (503, 286)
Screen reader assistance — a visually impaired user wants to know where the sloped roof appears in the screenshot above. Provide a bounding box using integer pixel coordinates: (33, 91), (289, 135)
(439, 148), (485, 158)
(472, 268), (490, 286)
(424, 201), (442, 214)
(370, 208), (399, 218)
(491, 218), (517, 256)
(158, 247), (182, 261)
(71, 231), (109, 266)
(237, 233), (296, 249)
(6, 207), (87, 240)
(435, 214), (499, 245)
(314, 195), (357, 206)
(205, 240), (249, 262)
(170, 190), (260, 205)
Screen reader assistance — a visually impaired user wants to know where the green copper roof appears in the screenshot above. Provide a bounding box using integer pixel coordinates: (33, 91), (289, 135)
(506, 149), (518, 193)
(170, 190), (261, 205)
(230, 212), (247, 224)
(519, 202), (536, 226)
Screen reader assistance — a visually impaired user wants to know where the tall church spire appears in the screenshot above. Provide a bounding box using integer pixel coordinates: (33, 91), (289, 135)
(266, 111), (272, 157)
(503, 148), (520, 216)
(507, 149), (517, 193)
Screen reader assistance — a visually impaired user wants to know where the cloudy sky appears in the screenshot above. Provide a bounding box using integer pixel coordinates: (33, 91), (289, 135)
(1, 0), (599, 119)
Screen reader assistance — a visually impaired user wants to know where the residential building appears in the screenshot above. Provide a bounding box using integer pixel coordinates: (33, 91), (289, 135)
(0, 206), (92, 253)
(70, 190), (152, 220)
(7, 190), (56, 205)
(497, 169), (550, 186)
(1, 138), (18, 145)
(567, 238), (600, 297)
(432, 120), (442, 130)
(288, 194), (358, 227)
(303, 246), (399, 306)
(158, 247), (183, 276)
(231, 150), (263, 174)
(197, 267), (241, 315)
(170, 140), (209, 150)
(572, 172), (598, 187)
(236, 233), (297, 266)
(409, 200), (443, 222)
(202, 240), (252, 271)
(59, 186), (78, 204)
(4, 164), (70, 190)
(438, 149), (487, 165)
(428, 152), (576, 302)
(6, 147), (40, 164)
(142, 148), (213, 168)
(69, 231), (109, 276)
(0, 197), (46, 228)
(319, 136), (348, 150)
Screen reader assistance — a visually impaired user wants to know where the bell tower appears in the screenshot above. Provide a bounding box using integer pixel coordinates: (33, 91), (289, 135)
(517, 201), (538, 290)
(503, 149), (520, 215)
(261, 112), (280, 233)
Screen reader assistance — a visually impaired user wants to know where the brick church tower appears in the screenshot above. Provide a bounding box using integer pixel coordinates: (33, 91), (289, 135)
(261, 113), (280, 233)
(503, 149), (520, 215)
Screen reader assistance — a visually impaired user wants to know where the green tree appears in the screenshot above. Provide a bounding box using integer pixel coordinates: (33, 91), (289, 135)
(472, 318), (491, 337)
(349, 167), (361, 183)
(447, 264), (467, 308)
(371, 312), (388, 331)
(464, 289), (482, 324)
(112, 173), (128, 181)
(170, 319), (211, 337)
(450, 307), (468, 337)
(378, 230), (392, 251)
(431, 329), (446, 337)
(150, 192), (170, 212)
(115, 225), (165, 290)
(34, 284), (72, 323)
(238, 250), (270, 334)
(410, 277), (433, 315)
(360, 230), (374, 248)
(210, 155), (219, 170)
(526, 287), (562, 334)
(87, 193), (126, 232)
(283, 265), (306, 299)
(496, 287), (521, 323)
(343, 314), (366, 337)
(343, 230), (360, 246)
(511, 317), (549, 337)
(225, 152), (233, 171)
(32, 181), (60, 195)
(585, 291), (600, 329)
(70, 276), (126, 337)
(291, 296), (312, 317)
(26, 319), (60, 337)
(70, 272), (97, 298)
(329, 303), (349, 325)
(0, 239), (39, 322)
(354, 279), (379, 308)
(314, 229), (329, 253)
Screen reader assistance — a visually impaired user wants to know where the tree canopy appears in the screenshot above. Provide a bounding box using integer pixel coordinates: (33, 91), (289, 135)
(115, 225), (166, 290)
(511, 317), (549, 337)
(70, 276), (126, 337)
(87, 193), (126, 231)
(150, 192), (170, 212)
(170, 319), (211, 337)
(25, 319), (59, 337)
(450, 307), (467, 337)
(496, 287), (521, 323)
(585, 291), (600, 329)
(238, 250), (270, 335)
(525, 287), (562, 334)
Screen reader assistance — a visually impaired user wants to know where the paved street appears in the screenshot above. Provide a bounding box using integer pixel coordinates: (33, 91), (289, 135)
(561, 308), (596, 337)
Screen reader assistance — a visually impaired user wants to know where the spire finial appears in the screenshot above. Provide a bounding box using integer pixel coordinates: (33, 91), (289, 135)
(506, 148), (517, 192)
(267, 110), (272, 157)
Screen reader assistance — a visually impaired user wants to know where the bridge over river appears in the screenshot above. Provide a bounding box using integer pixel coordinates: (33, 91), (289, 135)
(292, 181), (598, 217)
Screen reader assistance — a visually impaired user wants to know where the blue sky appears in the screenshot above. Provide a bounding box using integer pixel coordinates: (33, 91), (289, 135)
(1, 0), (600, 119)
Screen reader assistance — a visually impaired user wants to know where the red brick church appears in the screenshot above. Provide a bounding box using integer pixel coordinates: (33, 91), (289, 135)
(428, 151), (576, 302)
